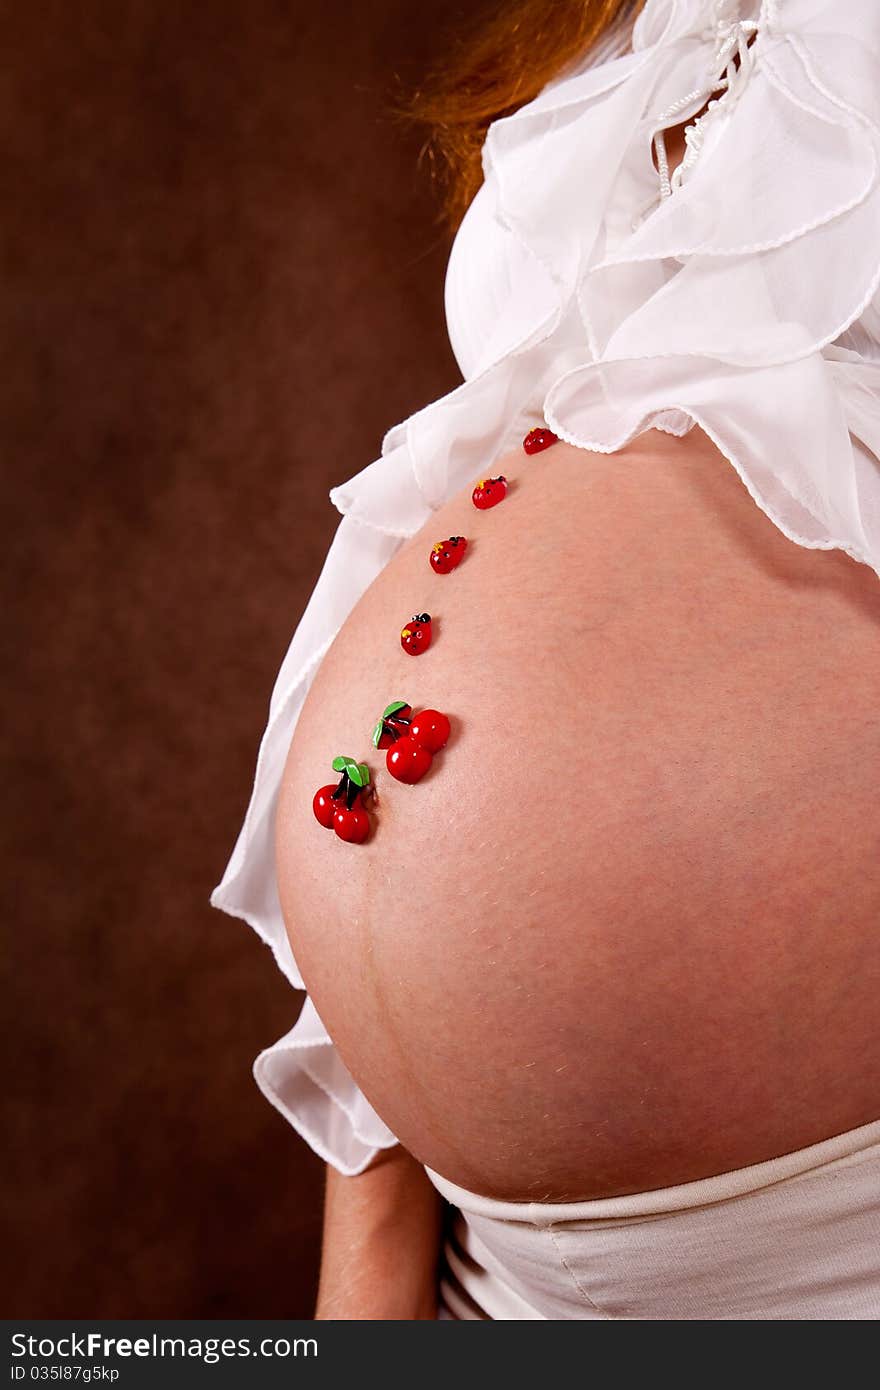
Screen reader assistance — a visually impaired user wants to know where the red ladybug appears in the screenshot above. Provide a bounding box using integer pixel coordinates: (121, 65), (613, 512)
(523, 426), (558, 455)
(430, 536), (467, 575)
(472, 476), (508, 510)
(400, 613), (432, 656)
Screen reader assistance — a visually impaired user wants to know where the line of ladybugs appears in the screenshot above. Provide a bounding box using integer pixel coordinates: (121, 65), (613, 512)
(312, 425), (559, 842)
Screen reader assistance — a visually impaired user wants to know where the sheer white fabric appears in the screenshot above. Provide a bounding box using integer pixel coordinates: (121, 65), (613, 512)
(210, 0), (880, 1175)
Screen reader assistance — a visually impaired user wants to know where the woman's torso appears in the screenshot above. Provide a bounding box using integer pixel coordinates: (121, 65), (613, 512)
(275, 426), (880, 1203)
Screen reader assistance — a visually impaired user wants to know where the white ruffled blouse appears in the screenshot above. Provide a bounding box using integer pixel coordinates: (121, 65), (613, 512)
(211, 0), (880, 1175)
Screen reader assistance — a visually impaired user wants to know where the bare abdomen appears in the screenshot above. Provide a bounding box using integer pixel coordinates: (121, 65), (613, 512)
(275, 427), (880, 1201)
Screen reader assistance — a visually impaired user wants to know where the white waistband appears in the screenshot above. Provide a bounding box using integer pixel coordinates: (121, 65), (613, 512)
(424, 1116), (880, 1223)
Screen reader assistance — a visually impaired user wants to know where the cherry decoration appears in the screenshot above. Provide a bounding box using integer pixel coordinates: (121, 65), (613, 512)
(372, 700), (451, 784)
(408, 708), (450, 754)
(312, 756), (373, 843)
(387, 737), (432, 785)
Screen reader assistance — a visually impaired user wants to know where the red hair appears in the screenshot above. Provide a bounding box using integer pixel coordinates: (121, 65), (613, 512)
(390, 1), (642, 240)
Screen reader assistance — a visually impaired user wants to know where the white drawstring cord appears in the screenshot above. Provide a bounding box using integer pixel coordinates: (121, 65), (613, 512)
(652, 16), (759, 200)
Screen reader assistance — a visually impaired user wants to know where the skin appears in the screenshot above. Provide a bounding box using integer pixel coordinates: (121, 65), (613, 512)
(315, 1145), (442, 1320)
(276, 427), (880, 1208)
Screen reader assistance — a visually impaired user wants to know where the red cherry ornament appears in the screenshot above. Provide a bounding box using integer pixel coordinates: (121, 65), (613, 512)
(408, 709), (450, 754)
(313, 757), (372, 843)
(373, 700), (450, 784)
(333, 802), (370, 843)
(386, 736), (433, 785)
(430, 536), (467, 575)
(373, 700), (412, 750)
(523, 426), (558, 455)
(400, 613), (432, 656)
(472, 476), (507, 510)
(312, 784), (339, 829)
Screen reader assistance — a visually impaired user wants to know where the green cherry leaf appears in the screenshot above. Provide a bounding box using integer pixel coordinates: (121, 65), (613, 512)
(382, 700), (409, 720)
(372, 720), (383, 749)
(357, 762), (371, 788)
(348, 764), (365, 788)
(331, 756), (347, 772)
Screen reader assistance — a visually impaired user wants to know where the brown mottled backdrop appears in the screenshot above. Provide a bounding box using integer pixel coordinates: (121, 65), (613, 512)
(3, 0), (489, 1316)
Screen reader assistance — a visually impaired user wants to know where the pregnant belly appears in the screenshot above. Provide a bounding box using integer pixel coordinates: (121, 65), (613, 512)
(275, 427), (880, 1201)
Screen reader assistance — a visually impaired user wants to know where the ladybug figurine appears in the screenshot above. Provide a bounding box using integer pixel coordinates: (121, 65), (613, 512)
(429, 536), (467, 575)
(400, 613), (432, 656)
(523, 426), (558, 455)
(472, 476), (508, 510)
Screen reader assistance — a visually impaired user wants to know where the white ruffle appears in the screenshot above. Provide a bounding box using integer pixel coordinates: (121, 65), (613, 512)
(211, 0), (880, 1176)
(255, 996), (399, 1170)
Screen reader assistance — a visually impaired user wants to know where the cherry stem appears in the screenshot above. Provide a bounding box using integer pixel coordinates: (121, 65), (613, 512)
(345, 779), (359, 811)
(383, 716), (410, 743)
(331, 773), (348, 800)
